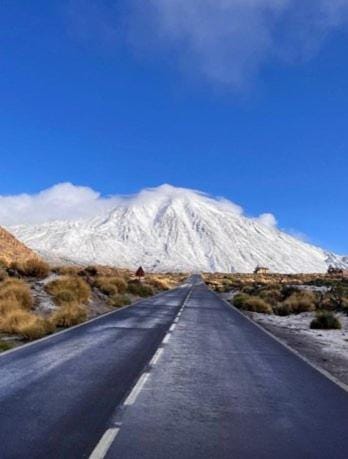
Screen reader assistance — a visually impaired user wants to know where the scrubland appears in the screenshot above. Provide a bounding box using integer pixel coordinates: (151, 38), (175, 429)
(0, 260), (183, 351)
(205, 272), (348, 325)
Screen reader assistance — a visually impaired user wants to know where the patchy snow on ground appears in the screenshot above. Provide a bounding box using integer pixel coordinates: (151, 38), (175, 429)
(253, 312), (348, 359)
(31, 274), (59, 313)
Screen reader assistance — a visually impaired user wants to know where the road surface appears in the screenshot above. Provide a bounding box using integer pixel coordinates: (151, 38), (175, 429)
(0, 276), (347, 458)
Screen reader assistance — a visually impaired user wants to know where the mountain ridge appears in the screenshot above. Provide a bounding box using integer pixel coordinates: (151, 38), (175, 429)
(8, 185), (348, 273)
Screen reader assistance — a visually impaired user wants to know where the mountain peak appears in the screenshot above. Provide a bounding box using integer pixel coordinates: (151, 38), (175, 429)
(9, 186), (347, 273)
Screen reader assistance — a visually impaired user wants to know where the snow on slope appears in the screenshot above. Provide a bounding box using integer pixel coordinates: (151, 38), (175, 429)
(9, 185), (348, 273)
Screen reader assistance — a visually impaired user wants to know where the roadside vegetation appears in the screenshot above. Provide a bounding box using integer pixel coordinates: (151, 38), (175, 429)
(10, 259), (50, 279)
(310, 311), (342, 330)
(205, 272), (348, 330)
(0, 277), (53, 340)
(45, 275), (91, 305)
(0, 262), (182, 348)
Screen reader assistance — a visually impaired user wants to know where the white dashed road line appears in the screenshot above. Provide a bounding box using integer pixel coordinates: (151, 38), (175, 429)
(162, 333), (171, 344)
(150, 348), (164, 366)
(89, 428), (120, 459)
(89, 285), (194, 459)
(124, 372), (150, 406)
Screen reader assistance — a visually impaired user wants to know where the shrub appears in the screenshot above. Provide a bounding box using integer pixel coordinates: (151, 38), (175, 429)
(108, 294), (131, 308)
(45, 276), (91, 305)
(243, 297), (272, 314)
(310, 311), (342, 330)
(0, 268), (8, 282)
(53, 290), (77, 305)
(233, 294), (272, 313)
(0, 278), (33, 309)
(241, 285), (258, 295)
(53, 266), (81, 276)
(16, 316), (54, 340)
(51, 304), (87, 327)
(281, 285), (302, 299)
(282, 291), (316, 314)
(94, 276), (127, 296)
(147, 277), (171, 291)
(20, 259), (50, 279)
(0, 308), (54, 340)
(0, 258), (8, 269)
(273, 303), (293, 316)
(0, 340), (13, 352)
(127, 281), (154, 297)
(233, 293), (250, 309)
(259, 287), (283, 306)
(0, 298), (20, 315)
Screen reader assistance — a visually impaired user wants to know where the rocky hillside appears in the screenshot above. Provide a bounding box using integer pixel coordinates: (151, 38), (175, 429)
(0, 226), (40, 265)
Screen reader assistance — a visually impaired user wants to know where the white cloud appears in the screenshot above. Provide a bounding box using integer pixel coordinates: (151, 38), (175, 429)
(257, 212), (278, 228)
(0, 182), (274, 227)
(0, 183), (122, 225)
(65, 0), (348, 88)
(287, 228), (310, 242)
(128, 0), (348, 88)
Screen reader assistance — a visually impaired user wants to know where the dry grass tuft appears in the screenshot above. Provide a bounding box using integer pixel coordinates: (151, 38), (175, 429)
(53, 265), (81, 276)
(146, 277), (171, 291)
(127, 281), (154, 297)
(45, 275), (91, 305)
(0, 268), (8, 282)
(108, 294), (131, 308)
(50, 303), (87, 327)
(282, 291), (316, 314)
(0, 298), (20, 315)
(0, 308), (54, 340)
(310, 311), (342, 330)
(233, 294), (272, 314)
(94, 276), (127, 296)
(0, 278), (33, 309)
(20, 259), (50, 278)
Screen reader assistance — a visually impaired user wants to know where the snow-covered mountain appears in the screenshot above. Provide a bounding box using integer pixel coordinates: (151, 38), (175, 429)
(8, 185), (348, 273)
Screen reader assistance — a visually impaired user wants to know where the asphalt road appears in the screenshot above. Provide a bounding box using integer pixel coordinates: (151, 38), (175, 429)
(0, 281), (193, 459)
(0, 276), (348, 458)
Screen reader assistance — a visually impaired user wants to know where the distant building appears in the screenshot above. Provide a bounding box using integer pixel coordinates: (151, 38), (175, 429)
(327, 266), (348, 278)
(254, 266), (270, 275)
(328, 266), (343, 275)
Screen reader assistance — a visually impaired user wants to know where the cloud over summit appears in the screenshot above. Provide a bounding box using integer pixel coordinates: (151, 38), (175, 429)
(0, 183), (277, 229)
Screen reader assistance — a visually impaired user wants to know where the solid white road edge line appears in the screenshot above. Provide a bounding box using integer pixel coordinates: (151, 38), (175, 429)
(124, 372), (150, 406)
(89, 427), (120, 459)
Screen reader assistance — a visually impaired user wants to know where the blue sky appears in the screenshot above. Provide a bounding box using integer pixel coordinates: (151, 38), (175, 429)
(0, 0), (347, 254)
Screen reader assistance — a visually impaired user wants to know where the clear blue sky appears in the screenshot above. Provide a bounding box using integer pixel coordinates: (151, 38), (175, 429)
(0, 1), (347, 254)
